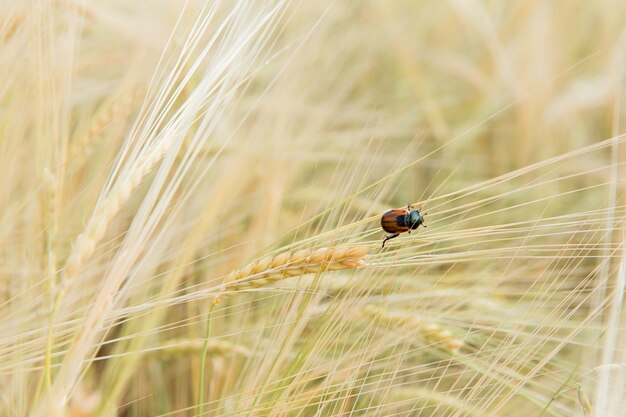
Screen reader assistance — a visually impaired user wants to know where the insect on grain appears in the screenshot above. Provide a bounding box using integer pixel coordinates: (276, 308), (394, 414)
(380, 203), (427, 247)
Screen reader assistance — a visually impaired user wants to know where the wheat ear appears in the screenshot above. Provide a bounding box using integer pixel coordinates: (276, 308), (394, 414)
(156, 338), (250, 361)
(64, 138), (170, 279)
(363, 305), (464, 353)
(69, 87), (144, 165)
(213, 246), (370, 304)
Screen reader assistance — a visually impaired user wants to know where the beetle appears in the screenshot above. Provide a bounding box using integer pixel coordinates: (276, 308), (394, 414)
(380, 204), (427, 247)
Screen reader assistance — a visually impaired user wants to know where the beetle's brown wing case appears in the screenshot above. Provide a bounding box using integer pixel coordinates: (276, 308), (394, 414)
(381, 209), (409, 233)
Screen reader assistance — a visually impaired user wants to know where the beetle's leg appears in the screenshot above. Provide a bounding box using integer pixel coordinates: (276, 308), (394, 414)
(407, 203), (411, 211)
(382, 233), (400, 248)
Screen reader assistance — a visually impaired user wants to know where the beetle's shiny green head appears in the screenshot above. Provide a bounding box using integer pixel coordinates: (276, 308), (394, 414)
(408, 210), (424, 229)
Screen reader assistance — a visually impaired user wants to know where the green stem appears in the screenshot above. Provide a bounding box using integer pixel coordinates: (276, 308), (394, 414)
(197, 302), (215, 417)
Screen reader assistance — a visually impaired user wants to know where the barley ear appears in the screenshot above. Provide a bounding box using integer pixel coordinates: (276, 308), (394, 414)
(363, 306), (464, 353)
(213, 246), (369, 304)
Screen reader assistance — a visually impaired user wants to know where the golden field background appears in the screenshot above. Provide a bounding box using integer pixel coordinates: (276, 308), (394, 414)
(1, 1), (626, 416)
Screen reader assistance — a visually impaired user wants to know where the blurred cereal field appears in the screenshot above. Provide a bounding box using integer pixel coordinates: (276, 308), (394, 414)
(1, 1), (626, 416)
